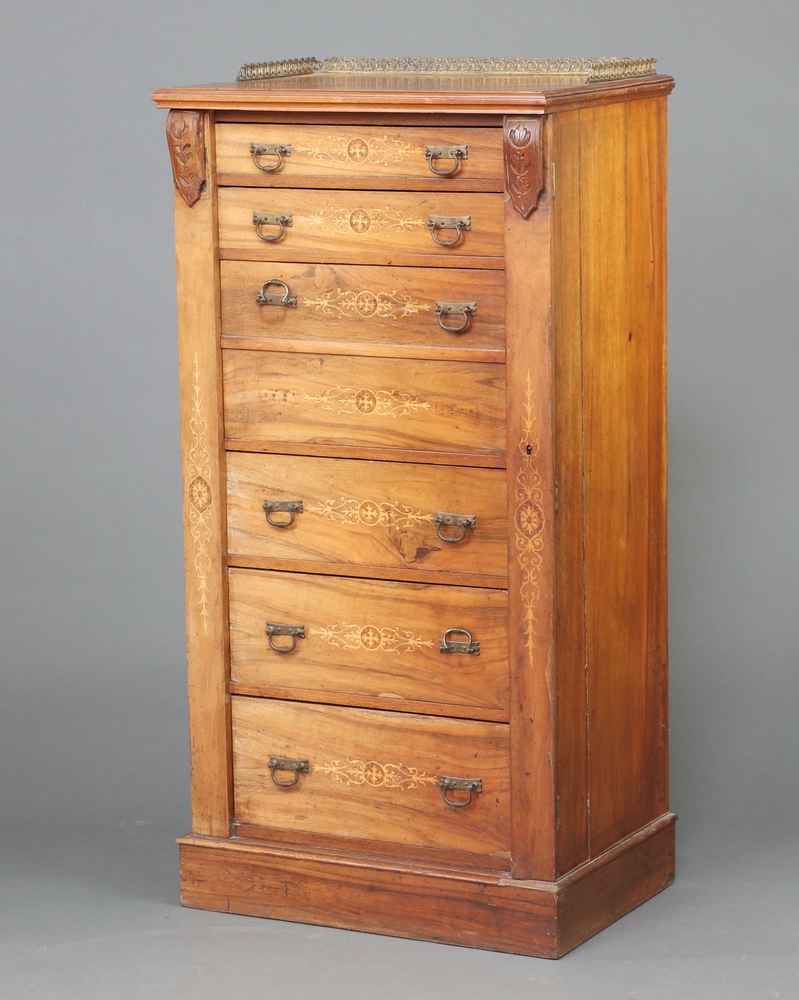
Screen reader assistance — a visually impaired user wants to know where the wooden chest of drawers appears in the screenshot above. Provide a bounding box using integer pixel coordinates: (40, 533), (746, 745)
(152, 56), (676, 958)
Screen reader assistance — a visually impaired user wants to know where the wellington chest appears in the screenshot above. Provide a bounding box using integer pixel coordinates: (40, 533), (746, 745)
(152, 56), (675, 959)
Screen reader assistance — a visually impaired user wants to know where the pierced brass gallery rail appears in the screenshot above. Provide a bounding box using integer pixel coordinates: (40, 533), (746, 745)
(237, 56), (657, 83)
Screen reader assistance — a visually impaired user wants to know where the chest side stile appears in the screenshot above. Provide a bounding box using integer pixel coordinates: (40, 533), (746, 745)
(169, 109), (233, 837)
(503, 114), (557, 880)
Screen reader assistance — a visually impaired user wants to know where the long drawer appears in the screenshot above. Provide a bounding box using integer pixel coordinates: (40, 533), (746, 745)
(218, 189), (505, 259)
(232, 696), (510, 855)
(226, 453), (508, 580)
(223, 350), (506, 457)
(220, 261), (505, 358)
(216, 123), (503, 189)
(229, 569), (508, 713)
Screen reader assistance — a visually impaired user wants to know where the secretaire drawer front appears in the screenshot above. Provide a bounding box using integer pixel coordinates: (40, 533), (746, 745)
(229, 569), (509, 712)
(226, 453), (508, 579)
(220, 261), (505, 356)
(216, 123), (503, 187)
(232, 697), (510, 855)
(223, 351), (506, 457)
(218, 189), (504, 259)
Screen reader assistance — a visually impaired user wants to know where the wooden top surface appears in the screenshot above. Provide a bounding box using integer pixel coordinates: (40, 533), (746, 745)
(151, 60), (674, 114)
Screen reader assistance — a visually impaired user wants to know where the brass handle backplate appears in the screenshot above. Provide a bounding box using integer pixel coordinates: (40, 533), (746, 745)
(251, 142), (292, 172)
(440, 776), (483, 808)
(268, 755), (309, 786)
(427, 215), (471, 247)
(266, 622), (306, 653)
(435, 301), (477, 334)
(440, 628), (480, 655)
(263, 499), (303, 527)
(434, 510), (477, 543)
(252, 211), (293, 241)
(425, 144), (469, 176)
(257, 279), (297, 308)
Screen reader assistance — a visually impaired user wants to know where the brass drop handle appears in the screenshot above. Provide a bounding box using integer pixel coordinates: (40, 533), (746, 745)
(435, 301), (477, 334)
(252, 211), (293, 242)
(268, 755), (309, 787)
(256, 280), (297, 308)
(250, 142), (292, 172)
(434, 510), (477, 543)
(425, 144), (469, 176)
(427, 215), (471, 247)
(440, 776), (482, 808)
(440, 628), (480, 655)
(266, 622), (305, 653)
(263, 499), (303, 527)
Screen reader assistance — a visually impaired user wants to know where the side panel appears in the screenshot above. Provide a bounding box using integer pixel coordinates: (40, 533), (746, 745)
(550, 109), (590, 876)
(580, 98), (669, 855)
(172, 110), (232, 836)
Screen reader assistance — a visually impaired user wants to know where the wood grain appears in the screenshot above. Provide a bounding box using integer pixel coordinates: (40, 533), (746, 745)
(220, 260), (505, 358)
(166, 110), (206, 207)
(218, 188), (505, 259)
(550, 108), (590, 876)
(173, 113), (232, 837)
(504, 120), (556, 880)
(226, 452), (508, 579)
(229, 568), (508, 712)
(226, 554), (508, 591)
(216, 122), (503, 188)
(222, 350), (506, 457)
(151, 74), (675, 115)
(223, 440), (507, 469)
(232, 697), (510, 855)
(218, 247), (505, 270)
(580, 98), (669, 856)
(504, 118), (544, 217)
(178, 811), (675, 957)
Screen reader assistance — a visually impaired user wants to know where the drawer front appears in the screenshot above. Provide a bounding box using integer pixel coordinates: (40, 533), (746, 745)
(223, 351), (506, 457)
(230, 569), (509, 712)
(227, 453), (508, 579)
(216, 123), (503, 187)
(220, 261), (505, 357)
(232, 697), (510, 855)
(218, 189), (504, 259)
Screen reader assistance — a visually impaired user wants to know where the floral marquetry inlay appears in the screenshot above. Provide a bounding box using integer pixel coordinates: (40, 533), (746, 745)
(315, 758), (438, 790)
(186, 355), (213, 632)
(304, 386), (430, 417)
(296, 135), (414, 165)
(303, 289), (431, 320)
(308, 207), (425, 235)
(305, 497), (434, 529)
(515, 371), (546, 652)
(308, 623), (434, 654)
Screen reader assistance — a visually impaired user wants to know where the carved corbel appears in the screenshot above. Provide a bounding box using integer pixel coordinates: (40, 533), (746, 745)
(166, 110), (206, 207)
(504, 118), (544, 218)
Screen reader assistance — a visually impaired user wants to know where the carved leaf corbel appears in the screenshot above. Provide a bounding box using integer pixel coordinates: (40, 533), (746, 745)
(166, 110), (206, 207)
(504, 118), (544, 218)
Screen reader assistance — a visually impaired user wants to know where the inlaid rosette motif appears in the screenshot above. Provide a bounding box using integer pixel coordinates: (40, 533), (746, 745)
(305, 497), (434, 529)
(296, 135), (413, 165)
(308, 623), (433, 654)
(303, 288), (431, 319)
(315, 758), (437, 790)
(303, 386), (430, 417)
(308, 207), (425, 235)
(186, 354), (213, 631)
(515, 371), (546, 651)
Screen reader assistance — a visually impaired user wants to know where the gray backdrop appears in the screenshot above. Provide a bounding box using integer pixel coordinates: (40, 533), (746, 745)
(1, 1), (797, 996)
